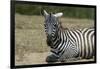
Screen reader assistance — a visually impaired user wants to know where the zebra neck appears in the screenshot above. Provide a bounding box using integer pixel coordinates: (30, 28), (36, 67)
(52, 29), (63, 49)
(51, 30), (68, 57)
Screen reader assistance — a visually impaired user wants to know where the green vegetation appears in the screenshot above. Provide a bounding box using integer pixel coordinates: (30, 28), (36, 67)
(15, 4), (95, 19)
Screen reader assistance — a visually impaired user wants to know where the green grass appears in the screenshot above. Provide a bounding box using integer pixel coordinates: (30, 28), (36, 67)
(15, 4), (95, 19)
(15, 14), (94, 56)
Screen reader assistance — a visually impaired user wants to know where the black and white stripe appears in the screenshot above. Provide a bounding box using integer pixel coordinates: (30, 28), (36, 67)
(43, 10), (95, 62)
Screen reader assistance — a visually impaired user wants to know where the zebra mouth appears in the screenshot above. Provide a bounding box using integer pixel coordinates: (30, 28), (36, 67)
(47, 35), (52, 40)
(47, 35), (53, 47)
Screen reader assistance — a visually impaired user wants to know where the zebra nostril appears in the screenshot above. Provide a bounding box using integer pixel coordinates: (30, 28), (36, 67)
(47, 34), (52, 38)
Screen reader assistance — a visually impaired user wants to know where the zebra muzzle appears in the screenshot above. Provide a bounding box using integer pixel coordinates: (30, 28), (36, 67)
(47, 35), (53, 47)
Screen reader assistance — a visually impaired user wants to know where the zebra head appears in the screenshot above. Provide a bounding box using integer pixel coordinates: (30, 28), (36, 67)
(43, 10), (63, 39)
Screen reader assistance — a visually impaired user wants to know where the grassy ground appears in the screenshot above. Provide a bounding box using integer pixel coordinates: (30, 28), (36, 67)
(15, 14), (94, 65)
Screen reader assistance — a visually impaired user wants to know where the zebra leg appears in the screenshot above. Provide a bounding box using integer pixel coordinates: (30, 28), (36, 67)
(46, 54), (59, 63)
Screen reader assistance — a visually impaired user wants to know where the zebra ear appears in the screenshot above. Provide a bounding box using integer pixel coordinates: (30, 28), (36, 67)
(43, 10), (48, 16)
(54, 13), (63, 17)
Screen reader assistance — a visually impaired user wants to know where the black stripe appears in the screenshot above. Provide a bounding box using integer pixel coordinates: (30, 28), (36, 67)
(58, 32), (65, 51)
(91, 31), (94, 57)
(71, 30), (79, 46)
(59, 40), (70, 57)
(74, 30), (82, 57)
(82, 28), (90, 58)
(59, 32), (68, 56)
(67, 31), (74, 44)
(53, 31), (62, 49)
(67, 30), (76, 43)
(87, 29), (94, 58)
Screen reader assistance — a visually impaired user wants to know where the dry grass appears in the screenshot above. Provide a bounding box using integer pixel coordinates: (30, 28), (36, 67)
(15, 52), (94, 65)
(15, 13), (94, 65)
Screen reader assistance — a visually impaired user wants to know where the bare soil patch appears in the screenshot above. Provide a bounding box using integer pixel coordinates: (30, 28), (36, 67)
(15, 52), (94, 65)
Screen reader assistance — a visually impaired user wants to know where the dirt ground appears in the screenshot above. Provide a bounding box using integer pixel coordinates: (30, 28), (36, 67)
(15, 52), (94, 65)
(15, 52), (49, 65)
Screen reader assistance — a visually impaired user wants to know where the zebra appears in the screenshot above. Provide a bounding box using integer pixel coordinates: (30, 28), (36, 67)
(43, 10), (95, 63)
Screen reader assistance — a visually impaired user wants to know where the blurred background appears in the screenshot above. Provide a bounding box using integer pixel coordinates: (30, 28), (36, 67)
(15, 4), (95, 19)
(15, 3), (95, 65)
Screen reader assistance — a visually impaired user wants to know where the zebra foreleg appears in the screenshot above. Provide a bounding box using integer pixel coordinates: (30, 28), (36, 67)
(46, 54), (59, 63)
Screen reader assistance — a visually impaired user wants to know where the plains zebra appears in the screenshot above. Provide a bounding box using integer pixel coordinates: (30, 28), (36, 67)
(43, 10), (95, 63)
